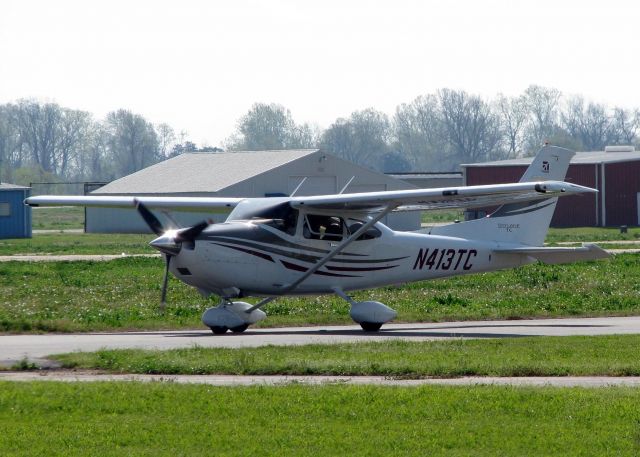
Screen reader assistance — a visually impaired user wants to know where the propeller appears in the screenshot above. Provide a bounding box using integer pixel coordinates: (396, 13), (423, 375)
(133, 199), (209, 311)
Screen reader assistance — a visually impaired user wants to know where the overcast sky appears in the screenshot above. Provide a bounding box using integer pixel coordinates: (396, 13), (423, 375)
(1, 0), (639, 147)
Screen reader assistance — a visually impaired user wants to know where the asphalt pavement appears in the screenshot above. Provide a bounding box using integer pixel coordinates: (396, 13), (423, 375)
(2, 316), (640, 366)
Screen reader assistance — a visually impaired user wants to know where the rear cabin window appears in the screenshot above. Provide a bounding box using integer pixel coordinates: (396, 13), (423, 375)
(347, 220), (382, 240)
(303, 215), (345, 241)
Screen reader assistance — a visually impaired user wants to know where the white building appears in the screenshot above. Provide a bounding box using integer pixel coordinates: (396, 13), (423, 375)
(87, 149), (420, 233)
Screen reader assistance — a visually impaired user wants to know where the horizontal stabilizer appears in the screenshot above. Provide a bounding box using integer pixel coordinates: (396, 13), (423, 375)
(493, 243), (610, 264)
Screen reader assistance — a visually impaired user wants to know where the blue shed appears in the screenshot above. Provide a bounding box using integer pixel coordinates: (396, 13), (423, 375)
(0, 183), (32, 239)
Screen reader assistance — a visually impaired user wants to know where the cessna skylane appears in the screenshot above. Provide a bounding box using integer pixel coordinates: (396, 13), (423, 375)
(26, 145), (609, 333)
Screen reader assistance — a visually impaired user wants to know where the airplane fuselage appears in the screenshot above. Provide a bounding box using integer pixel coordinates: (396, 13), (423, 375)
(169, 219), (531, 299)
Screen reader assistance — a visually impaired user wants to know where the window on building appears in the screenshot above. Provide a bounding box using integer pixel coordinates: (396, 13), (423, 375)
(0, 202), (10, 217)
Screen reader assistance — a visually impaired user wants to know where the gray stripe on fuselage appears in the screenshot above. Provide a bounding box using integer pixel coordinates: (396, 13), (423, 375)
(201, 226), (366, 257)
(206, 236), (409, 265)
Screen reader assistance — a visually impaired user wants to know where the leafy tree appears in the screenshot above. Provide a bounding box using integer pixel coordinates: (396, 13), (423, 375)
(105, 109), (159, 177)
(321, 108), (391, 170)
(227, 103), (317, 151)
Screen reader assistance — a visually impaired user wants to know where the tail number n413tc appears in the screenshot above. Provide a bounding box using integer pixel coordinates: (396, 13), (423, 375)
(413, 248), (477, 271)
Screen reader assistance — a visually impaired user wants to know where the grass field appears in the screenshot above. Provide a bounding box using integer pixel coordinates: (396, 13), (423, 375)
(49, 334), (640, 377)
(1, 253), (638, 333)
(546, 227), (640, 243)
(0, 233), (153, 255)
(1, 382), (639, 456)
(31, 206), (85, 230)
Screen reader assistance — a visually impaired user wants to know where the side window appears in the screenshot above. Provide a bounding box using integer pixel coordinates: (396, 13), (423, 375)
(0, 202), (10, 217)
(348, 220), (381, 241)
(303, 214), (344, 241)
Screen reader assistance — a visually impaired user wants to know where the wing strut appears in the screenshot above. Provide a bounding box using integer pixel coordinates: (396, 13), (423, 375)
(245, 204), (396, 313)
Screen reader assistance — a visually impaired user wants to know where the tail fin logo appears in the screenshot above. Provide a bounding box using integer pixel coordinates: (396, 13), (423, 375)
(542, 161), (550, 173)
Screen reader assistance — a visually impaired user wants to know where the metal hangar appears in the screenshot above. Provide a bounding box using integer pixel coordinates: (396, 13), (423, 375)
(86, 149), (420, 233)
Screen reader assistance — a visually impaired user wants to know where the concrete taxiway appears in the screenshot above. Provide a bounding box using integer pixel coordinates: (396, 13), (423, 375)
(2, 315), (640, 366)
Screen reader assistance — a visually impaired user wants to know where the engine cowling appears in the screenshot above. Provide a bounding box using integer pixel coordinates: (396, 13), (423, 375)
(349, 301), (397, 324)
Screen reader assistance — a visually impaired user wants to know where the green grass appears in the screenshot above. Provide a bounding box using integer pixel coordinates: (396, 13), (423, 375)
(51, 334), (640, 377)
(31, 206), (85, 230)
(547, 227), (640, 243)
(421, 209), (463, 223)
(1, 382), (640, 456)
(0, 254), (638, 333)
(0, 233), (153, 255)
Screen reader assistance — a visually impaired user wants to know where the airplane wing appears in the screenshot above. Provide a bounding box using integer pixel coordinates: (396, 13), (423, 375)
(289, 180), (596, 213)
(24, 195), (244, 212)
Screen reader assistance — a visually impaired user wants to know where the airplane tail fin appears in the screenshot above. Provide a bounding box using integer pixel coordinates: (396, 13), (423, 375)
(430, 145), (574, 246)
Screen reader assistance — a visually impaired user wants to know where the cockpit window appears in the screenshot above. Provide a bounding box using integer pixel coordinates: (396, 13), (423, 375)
(303, 214), (345, 241)
(229, 201), (298, 235)
(262, 211), (298, 235)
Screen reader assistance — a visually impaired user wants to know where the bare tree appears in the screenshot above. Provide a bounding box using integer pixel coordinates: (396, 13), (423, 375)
(561, 96), (613, 151)
(394, 95), (448, 169)
(155, 123), (176, 159)
(0, 104), (22, 181)
(523, 85), (561, 153)
(610, 107), (639, 145)
(438, 89), (503, 164)
(496, 94), (529, 157)
(14, 99), (62, 173)
(55, 109), (93, 178)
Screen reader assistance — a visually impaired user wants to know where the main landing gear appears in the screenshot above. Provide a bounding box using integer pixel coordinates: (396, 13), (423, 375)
(202, 301), (266, 334)
(202, 293), (397, 334)
(334, 288), (397, 332)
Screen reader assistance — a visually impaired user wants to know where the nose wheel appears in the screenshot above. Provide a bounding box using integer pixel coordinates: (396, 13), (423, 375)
(202, 301), (266, 335)
(359, 322), (383, 332)
(208, 324), (250, 334)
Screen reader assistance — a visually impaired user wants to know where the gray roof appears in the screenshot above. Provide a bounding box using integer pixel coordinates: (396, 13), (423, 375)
(95, 149), (319, 194)
(0, 182), (30, 190)
(463, 150), (640, 168)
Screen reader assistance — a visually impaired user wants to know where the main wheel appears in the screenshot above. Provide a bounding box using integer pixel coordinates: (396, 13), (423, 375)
(210, 326), (228, 334)
(229, 324), (249, 333)
(360, 322), (383, 332)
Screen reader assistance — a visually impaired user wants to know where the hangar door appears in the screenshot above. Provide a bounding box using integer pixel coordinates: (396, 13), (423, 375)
(288, 176), (336, 196)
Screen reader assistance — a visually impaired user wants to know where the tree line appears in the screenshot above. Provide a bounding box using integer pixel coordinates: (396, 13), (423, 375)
(1, 85), (639, 187)
(228, 86), (640, 172)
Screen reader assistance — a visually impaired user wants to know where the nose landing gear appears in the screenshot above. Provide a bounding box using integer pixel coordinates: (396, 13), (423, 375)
(202, 301), (266, 334)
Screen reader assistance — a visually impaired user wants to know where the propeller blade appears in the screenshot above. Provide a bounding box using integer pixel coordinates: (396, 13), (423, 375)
(135, 199), (164, 236)
(176, 221), (209, 243)
(160, 254), (171, 311)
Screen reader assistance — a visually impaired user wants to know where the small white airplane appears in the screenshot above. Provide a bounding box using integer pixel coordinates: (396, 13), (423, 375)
(26, 145), (609, 333)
